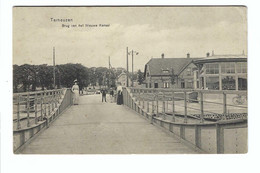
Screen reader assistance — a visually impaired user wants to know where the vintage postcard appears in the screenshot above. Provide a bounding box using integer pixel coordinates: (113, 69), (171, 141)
(13, 6), (247, 154)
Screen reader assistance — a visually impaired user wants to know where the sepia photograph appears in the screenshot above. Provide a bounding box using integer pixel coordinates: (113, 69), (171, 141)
(12, 6), (247, 154)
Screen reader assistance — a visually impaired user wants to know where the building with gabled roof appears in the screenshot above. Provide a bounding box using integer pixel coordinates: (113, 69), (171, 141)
(144, 54), (200, 89)
(143, 53), (247, 90)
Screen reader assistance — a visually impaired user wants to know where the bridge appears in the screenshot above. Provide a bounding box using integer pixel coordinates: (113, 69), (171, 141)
(13, 87), (247, 154)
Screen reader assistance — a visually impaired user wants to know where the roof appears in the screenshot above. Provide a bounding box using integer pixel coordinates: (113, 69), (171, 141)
(193, 54), (247, 64)
(145, 58), (200, 76)
(117, 71), (126, 79)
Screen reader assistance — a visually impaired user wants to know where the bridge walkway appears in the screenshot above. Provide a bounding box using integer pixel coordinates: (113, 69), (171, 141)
(21, 94), (200, 154)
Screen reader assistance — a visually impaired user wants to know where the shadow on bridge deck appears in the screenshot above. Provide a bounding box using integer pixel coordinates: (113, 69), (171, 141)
(20, 94), (200, 154)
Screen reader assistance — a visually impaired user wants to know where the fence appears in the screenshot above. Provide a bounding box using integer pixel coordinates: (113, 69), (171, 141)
(13, 88), (73, 152)
(122, 87), (247, 154)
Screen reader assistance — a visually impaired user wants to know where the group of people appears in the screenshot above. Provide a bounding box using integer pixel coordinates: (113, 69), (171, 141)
(100, 86), (123, 105)
(71, 79), (123, 105)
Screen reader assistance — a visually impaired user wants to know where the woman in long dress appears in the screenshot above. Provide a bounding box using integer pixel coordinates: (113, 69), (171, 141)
(72, 80), (79, 105)
(116, 85), (123, 105)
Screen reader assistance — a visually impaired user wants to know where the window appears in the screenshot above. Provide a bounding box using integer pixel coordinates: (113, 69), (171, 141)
(154, 83), (158, 88)
(237, 62), (247, 73)
(164, 82), (169, 88)
(206, 64), (219, 74)
(206, 77), (219, 90)
(222, 76), (235, 90)
(149, 83), (152, 88)
(238, 76), (247, 90)
(186, 67), (192, 76)
(186, 80), (193, 89)
(181, 82), (185, 88)
(221, 63), (235, 74)
(147, 72), (150, 77)
(162, 70), (169, 73)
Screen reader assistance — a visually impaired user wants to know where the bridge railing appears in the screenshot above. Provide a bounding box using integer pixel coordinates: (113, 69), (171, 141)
(13, 88), (73, 153)
(122, 87), (247, 153)
(13, 89), (65, 130)
(128, 87), (247, 123)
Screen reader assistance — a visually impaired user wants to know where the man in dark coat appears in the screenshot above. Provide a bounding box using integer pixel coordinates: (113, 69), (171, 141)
(101, 89), (107, 102)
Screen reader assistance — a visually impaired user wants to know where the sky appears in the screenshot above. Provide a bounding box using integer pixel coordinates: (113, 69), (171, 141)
(13, 6), (247, 71)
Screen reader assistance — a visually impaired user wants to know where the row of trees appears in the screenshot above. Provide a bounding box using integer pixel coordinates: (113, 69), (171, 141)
(13, 63), (145, 93)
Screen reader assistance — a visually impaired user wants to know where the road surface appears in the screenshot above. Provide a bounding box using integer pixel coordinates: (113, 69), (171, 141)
(21, 94), (199, 154)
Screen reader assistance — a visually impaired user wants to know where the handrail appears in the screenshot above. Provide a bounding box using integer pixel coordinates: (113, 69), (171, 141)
(13, 88), (67, 130)
(125, 87), (247, 122)
(13, 88), (64, 97)
(122, 87), (248, 153)
(127, 87), (247, 95)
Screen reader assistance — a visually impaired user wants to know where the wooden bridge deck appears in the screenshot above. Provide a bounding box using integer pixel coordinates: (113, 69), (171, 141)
(20, 94), (200, 154)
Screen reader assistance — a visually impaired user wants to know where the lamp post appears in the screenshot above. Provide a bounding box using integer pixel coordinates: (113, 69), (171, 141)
(126, 48), (138, 87)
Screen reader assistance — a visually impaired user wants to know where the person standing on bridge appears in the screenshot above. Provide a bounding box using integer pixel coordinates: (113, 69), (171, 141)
(101, 88), (107, 102)
(72, 79), (79, 105)
(109, 88), (114, 103)
(117, 85), (123, 105)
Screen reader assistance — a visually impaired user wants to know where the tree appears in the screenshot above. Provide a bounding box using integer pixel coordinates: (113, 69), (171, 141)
(137, 69), (144, 85)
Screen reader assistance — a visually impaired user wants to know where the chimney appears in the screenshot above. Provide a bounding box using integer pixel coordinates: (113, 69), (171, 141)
(187, 53), (190, 58)
(206, 52), (210, 57)
(161, 53), (164, 59)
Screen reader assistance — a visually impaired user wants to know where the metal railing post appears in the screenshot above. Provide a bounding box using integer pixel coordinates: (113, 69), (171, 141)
(166, 98), (168, 113)
(142, 91), (145, 109)
(184, 91), (187, 123)
(200, 92), (204, 123)
(17, 95), (21, 129)
(35, 93), (38, 124)
(27, 93), (30, 127)
(147, 101), (149, 112)
(152, 98), (154, 114)
(138, 90), (141, 105)
(223, 92), (227, 115)
(55, 90), (58, 108)
(172, 92), (175, 122)
(48, 92), (51, 115)
(44, 91), (47, 118)
(156, 93), (159, 116)
(40, 92), (43, 121)
(163, 93), (166, 120)
(52, 91), (54, 111)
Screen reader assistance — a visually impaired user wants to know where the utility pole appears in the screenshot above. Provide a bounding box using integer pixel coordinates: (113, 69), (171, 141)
(126, 47), (129, 87)
(132, 50), (133, 87)
(131, 50), (138, 87)
(53, 47), (56, 89)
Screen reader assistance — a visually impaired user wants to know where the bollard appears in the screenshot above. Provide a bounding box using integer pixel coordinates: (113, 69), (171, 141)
(17, 95), (21, 129)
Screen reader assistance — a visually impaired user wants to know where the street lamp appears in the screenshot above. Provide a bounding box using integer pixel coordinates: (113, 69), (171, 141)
(127, 49), (138, 87)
